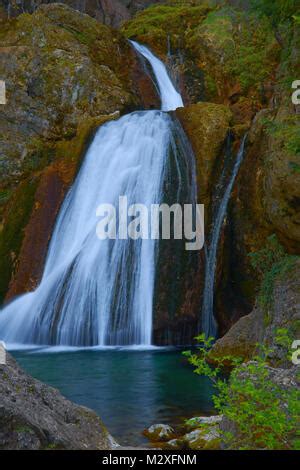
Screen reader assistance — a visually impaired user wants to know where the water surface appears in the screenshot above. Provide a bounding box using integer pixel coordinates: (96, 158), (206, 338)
(12, 349), (215, 446)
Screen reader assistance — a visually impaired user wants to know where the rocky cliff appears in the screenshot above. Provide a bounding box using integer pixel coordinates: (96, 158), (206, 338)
(0, 352), (115, 449)
(0, 0), (164, 27)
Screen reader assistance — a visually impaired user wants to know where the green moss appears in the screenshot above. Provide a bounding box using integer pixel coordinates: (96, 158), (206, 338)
(189, 7), (279, 93)
(204, 73), (218, 97)
(45, 443), (60, 449)
(122, 3), (211, 53)
(262, 113), (300, 155)
(23, 139), (56, 174)
(0, 189), (12, 206)
(249, 234), (299, 313)
(0, 176), (39, 303)
(15, 425), (34, 434)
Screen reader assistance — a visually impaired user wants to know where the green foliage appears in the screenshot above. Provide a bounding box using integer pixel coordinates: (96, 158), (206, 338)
(274, 327), (294, 361)
(262, 116), (300, 156)
(122, 4), (210, 43)
(249, 234), (298, 312)
(250, 0), (299, 27)
(184, 334), (300, 449)
(0, 189), (12, 206)
(187, 7), (279, 93)
(224, 13), (279, 92)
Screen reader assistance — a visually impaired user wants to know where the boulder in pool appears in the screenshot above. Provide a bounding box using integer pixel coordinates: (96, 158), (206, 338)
(183, 427), (221, 450)
(143, 424), (175, 442)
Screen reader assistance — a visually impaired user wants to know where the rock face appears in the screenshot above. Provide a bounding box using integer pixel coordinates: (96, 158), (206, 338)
(183, 427), (220, 450)
(0, 4), (155, 302)
(209, 259), (300, 365)
(0, 0), (164, 27)
(0, 353), (115, 449)
(176, 102), (232, 208)
(231, 105), (300, 299)
(182, 415), (221, 450)
(0, 3), (137, 191)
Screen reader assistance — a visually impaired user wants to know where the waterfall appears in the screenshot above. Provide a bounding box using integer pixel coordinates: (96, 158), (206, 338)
(201, 135), (247, 338)
(130, 41), (183, 112)
(0, 42), (186, 347)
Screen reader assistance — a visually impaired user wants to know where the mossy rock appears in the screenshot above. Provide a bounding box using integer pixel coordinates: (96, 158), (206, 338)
(0, 4), (138, 193)
(176, 102), (232, 208)
(0, 176), (39, 302)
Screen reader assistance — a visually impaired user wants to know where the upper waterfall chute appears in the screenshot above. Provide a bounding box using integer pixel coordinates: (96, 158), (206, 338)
(130, 40), (183, 112)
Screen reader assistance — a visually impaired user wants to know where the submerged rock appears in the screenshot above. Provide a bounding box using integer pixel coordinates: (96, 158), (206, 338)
(0, 353), (116, 449)
(143, 424), (175, 442)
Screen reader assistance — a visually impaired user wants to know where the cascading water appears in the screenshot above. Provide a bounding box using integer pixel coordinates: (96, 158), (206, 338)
(0, 42), (187, 347)
(130, 41), (183, 112)
(201, 135), (247, 338)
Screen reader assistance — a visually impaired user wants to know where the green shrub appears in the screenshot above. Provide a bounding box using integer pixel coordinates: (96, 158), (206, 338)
(184, 334), (300, 449)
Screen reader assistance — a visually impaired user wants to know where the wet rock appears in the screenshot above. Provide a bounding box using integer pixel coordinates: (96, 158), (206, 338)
(143, 424), (175, 442)
(165, 438), (184, 450)
(185, 415), (223, 430)
(0, 353), (115, 449)
(183, 427), (221, 450)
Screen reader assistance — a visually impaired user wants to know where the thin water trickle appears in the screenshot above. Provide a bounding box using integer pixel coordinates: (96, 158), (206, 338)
(201, 135), (247, 338)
